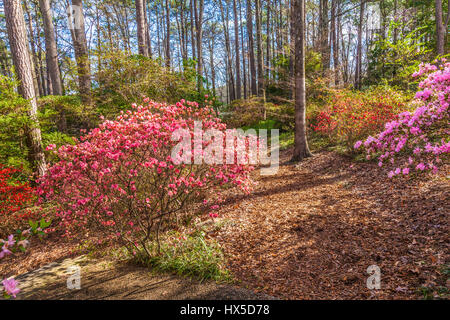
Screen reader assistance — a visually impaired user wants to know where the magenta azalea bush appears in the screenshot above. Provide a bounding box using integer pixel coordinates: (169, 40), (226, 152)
(355, 61), (450, 177)
(37, 100), (257, 256)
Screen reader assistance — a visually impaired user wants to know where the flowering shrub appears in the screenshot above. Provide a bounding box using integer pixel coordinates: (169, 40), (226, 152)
(37, 100), (257, 256)
(0, 164), (35, 218)
(355, 61), (450, 177)
(310, 88), (408, 150)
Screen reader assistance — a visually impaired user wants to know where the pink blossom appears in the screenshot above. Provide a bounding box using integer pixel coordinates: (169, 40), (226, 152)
(2, 278), (20, 298)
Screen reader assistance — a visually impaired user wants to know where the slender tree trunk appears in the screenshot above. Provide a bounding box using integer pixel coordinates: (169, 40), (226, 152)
(255, 0), (264, 95)
(239, 0), (247, 98)
(331, 0), (339, 85)
(355, 0), (364, 89)
(179, 1), (187, 62)
(144, 0), (152, 57)
(218, 0), (235, 101)
(266, 0), (271, 80)
(233, 0), (242, 99)
(24, 1), (43, 97)
(190, 0), (196, 61)
(435, 0), (447, 55)
(165, 0), (171, 67)
(247, 0), (257, 96)
(319, 0), (330, 73)
(4, 0), (47, 177)
(292, 0), (312, 162)
(68, 0), (92, 104)
(39, 0), (63, 95)
(194, 0), (205, 89)
(136, 0), (148, 56)
(208, 36), (216, 95)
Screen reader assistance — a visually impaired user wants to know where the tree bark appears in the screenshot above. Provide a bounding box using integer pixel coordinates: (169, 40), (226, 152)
(194, 0), (205, 89)
(144, 0), (152, 57)
(218, 0), (235, 101)
(165, 0), (171, 68)
(354, 0), (364, 89)
(4, 0), (47, 177)
(136, 0), (149, 56)
(23, 0), (43, 97)
(435, 0), (447, 55)
(233, 0), (242, 99)
(319, 0), (330, 72)
(247, 0), (257, 96)
(39, 0), (63, 95)
(331, 0), (339, 85)
(255, 0), (264, 96)
(68, 0), (92, 105)
(292, 0), (312, 162)
(239, 0), (247, 98)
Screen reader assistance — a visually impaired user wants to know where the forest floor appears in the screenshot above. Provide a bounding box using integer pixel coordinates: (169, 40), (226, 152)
(1, 148), (448, 300)
(214, 148), (449, 299)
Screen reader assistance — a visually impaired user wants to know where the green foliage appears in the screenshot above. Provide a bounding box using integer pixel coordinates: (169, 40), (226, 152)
(0, 75), (78, 171)
(93, 50), (217, 118)
(222, 96), (266, 128)
(268, 49), (323, 102)
(366, 19), (433, 90)
(134, 230), (231, 282)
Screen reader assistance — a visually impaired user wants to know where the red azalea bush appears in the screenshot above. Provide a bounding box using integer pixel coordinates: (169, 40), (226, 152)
(310, 88), (409, 150)
(37, 100), (257, 256)
(0, 165), (35, 230)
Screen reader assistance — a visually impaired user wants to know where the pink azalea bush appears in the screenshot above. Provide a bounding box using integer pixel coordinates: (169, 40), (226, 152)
(37, 100), (257, 256)
(355, 61), (450, 177)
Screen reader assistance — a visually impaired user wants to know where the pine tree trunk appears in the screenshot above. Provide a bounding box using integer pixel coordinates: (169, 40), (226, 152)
(39, 0), (62, 95)
(219, 0), (235, 101)
(331, 0), (339, 85)
(354, 0), (364, 89)
(247, 0), (257, 96)
(136, 0), (149, 56)
(255, 0), (264, 96)
(165, 0), (171, 68)
(435, 0), (446, 55)
(69, 0), (91, 105)
(292, 0), (312, 162)
(144, 0), (152, 57)
(319, 0), (330, 73)
(194, 0), (205, 89)
(4, 0), (47, 177)
(239, 0), (247, 98)
(24, 1), (43, 97)
(233, 0), (242, 99)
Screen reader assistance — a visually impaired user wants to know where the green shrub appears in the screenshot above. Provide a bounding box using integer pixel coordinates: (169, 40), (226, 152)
(93, 50), (216, 118)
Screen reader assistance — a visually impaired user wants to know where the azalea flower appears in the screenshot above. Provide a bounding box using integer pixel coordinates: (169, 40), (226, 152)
(0, 247), (12, 259)
(2, 278), (20, 298)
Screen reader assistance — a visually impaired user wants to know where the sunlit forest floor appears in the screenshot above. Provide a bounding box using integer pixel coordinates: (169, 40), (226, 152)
(3, 148), (448, 300)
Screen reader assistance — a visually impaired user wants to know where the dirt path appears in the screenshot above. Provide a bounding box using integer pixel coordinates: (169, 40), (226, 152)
(215, 149), (449, 299)
(12, 255), (275, 300)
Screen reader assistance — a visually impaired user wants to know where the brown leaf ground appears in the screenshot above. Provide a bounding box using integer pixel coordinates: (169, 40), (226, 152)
(214, 149), (449, 299)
